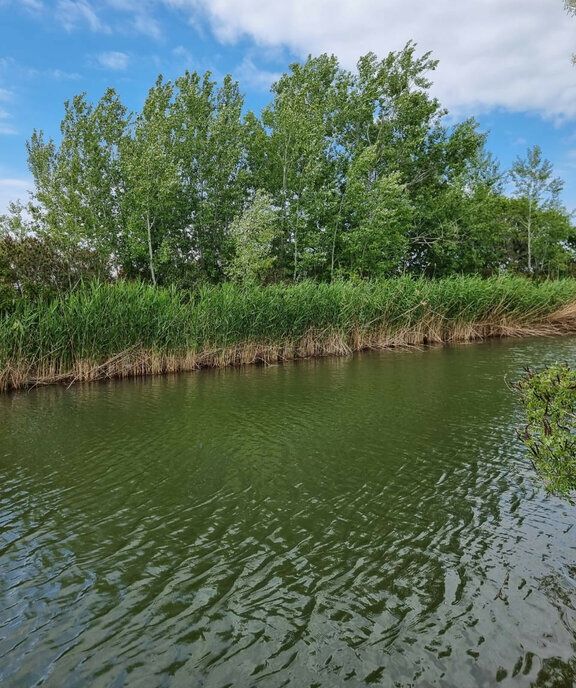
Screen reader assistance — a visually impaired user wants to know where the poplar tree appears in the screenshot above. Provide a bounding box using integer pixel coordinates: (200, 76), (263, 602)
(509, 145), (563, 273)
(26, 88), (128, 259)
(119, 77), (181, 285)
(172, 71), (248, 282)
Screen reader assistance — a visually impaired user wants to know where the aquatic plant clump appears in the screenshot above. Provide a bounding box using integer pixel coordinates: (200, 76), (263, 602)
(2, 276), (576, 392)
(514, 363), (576, 499)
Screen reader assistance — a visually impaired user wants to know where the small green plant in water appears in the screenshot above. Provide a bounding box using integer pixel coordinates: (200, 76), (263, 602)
(514, 363), (576, 499)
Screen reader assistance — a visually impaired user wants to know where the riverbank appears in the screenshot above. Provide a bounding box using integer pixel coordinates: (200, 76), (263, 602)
(2, 276), (576, 392)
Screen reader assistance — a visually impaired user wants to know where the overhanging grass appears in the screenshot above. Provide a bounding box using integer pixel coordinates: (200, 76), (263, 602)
(2, 276), (576, 392)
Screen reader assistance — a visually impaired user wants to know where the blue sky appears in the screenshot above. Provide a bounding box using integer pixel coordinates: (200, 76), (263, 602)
(1, 0), (575, 214)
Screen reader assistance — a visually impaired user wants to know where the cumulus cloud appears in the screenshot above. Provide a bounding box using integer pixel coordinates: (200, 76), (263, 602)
(161, 0), (576, 119)
(96, 51), (130, 70)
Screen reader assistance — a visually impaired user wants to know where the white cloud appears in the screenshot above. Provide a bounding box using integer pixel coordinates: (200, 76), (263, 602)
(133, 12), (162, 39)
(0, 57), (81, 81)
(96, 51), (130, 70)
(0, 179), (32, 214)
(100, 0), (164, 38)
(161, 0), (576, 119)
(0, 88), (13, 101)
(172, 44), (194, 64)
(171, 45), (221, 74)
(104, 0), (142, 8)
(0, 106), (16, 134)
(234, 57), (281, 91)
(0, 0), (43, 11)
(50, 69), (82, 80)
(56, 0), (110, 32)
(21, 0), (43, 11)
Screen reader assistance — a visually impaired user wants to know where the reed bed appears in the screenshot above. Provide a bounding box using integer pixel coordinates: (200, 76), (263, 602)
(2, 276), (576, 392)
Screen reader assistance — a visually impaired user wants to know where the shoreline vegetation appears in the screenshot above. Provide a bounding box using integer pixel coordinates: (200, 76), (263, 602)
(2, 47), (576, 395)
(514, 363), (576, 499)
(2, 276), (576, 393)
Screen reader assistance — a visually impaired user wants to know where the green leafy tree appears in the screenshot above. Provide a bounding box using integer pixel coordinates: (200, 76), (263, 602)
(343, 147), (412, 277)
(20, 47), (563, 288)
(119, 77), (182, 285)
(0, 234), (108, 304)
(333, 45), (491, 276)
(509, 145), (564, 273)
(502, 197), (575, 276)
(415, 153), (508, 276)
(0, 201), (109, 308)
(26, 88), (128, 260)
(225, 190), (280, 283)
(172, 71), (248, 282)
(256, 54), (343, 280)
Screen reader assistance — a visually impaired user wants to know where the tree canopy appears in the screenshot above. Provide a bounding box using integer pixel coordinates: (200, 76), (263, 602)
(3, 43), (574, 293)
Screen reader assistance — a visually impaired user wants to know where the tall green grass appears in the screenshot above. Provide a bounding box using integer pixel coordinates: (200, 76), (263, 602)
(2, 276), (576, 391)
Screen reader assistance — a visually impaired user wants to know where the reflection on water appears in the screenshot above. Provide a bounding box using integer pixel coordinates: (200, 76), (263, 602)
(1, 336), (576, 687)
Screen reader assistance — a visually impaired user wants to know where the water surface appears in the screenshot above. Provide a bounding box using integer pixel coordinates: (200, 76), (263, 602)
(1, 337), (576, 687)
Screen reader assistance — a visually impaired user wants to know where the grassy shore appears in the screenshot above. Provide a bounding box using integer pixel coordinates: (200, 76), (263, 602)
(2, 276), (576, 392)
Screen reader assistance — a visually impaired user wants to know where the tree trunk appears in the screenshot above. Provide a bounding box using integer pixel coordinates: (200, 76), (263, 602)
(527, 197), (532, 273)
(330, 196), (345, 281)
(146, 212), (157, 286)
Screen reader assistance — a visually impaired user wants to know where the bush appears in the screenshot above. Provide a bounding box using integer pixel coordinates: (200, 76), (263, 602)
(514, 363), (576, 499)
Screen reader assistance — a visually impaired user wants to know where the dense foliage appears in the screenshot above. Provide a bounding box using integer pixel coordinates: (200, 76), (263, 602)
(514, 364), (576, 499)
(1, 43), (574, 298)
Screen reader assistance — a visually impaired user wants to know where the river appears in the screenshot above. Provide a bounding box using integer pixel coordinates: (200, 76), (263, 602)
(1, 336), (575, 687)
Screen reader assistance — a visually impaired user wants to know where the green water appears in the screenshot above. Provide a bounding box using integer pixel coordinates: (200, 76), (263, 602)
(1, 337), (576, 687)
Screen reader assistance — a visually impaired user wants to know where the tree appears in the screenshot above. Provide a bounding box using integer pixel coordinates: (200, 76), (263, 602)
(25, 71), (249, 286)
(413, 152), (508, 276)
(342, 147), (412, 277)
(0, 229), (109, 306)
(333, 46), (491, 276)
(119, 77), (182, 285)
(172, 71), (248, 282)
(509, 145), (564, 273)
(225, 191), (280, 283)
(256, 54), (342, 280)
(26, 88), (128, 261)
(502, 196), (575, 276)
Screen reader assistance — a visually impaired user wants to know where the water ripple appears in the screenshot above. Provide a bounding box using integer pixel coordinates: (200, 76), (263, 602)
(1, 337), (576, 686)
